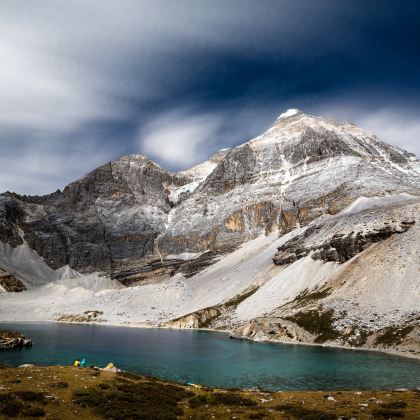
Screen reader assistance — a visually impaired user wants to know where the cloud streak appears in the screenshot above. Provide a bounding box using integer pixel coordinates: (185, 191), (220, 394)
(138, 110), (222, 168)
(0, 0), (418, 194)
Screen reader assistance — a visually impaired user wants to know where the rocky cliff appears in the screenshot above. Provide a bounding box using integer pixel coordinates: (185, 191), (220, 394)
(0, 109), (419, 356)
(1, 110), (419, 284)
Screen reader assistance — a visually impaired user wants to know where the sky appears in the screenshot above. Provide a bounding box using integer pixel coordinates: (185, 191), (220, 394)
(1, 0), (419, 195)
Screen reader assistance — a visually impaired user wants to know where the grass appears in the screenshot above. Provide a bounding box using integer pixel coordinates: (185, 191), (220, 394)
(0, 330), (24, 340)
(73, 377), (193, 419)
(0, 366), (420, 419)
(188, 392), (257, 408)
(0, 391), (46, 418)
(275, 403), (336, 419)
(50, 381), (69, 389)
(286, 309), (340, 343)
(374, 326), (414, 346)
(370, 407), (405, 418)
(292, 287), (332, 307)
(223, 287), (259, 308)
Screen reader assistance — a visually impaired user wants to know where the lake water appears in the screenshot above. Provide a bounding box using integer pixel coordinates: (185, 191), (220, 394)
(1, 322), (419, 391)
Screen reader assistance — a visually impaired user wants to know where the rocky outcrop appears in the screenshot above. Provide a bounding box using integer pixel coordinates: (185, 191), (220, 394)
(231, 313), (420, 356)
(0, 330), (33, 350)
(231, 317), (314, 343)
(273, 220), (415, 265)
(0, 268), (26, 292)
(0, 110), (419, 286)
(56, 310), (104, 323)
(165, 307), (221, 329)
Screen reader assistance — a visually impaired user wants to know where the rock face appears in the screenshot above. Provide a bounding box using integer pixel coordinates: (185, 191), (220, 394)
(1, 110), (419, 285)
(0, 330), (32, 350)
(56, 310), (104, 323)
(166, 307), (221, 329)
(273, 219), (415, 265)
(0, 268), (26, 292)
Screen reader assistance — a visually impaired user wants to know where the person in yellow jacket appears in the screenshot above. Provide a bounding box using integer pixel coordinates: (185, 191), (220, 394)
(73, 359), (80, 367)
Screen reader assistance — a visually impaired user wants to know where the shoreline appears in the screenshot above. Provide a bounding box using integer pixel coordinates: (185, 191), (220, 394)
(1, 318), (419, 361)
(1, 365), (420, 419)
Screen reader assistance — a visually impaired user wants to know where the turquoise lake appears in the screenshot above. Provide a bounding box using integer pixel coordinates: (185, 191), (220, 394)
(1, 322), (419, 391)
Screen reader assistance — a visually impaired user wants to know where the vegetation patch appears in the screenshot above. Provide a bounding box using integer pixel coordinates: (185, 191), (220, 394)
(13, 390), (45, 401)
(1, 366), (420, 419)
(381, 401), (408, 409)
(188, 391), (257, 408)
(374, 326), (414, 346)
(117, 371), (144, 381)
(0, 392), (46, 418)
(275, 403), (336, 419)
(50, 381), (69, 389)
(0, 272), (26, 292)
(224, 287), (259, 308)
(73, 377), (193, 419)
(286, 309), (340, 343)
(292, 287), (332, 307)
(343, 327), (370, 347)
(22, 406), (45, 417)
(0, 393), (23, 417)
(0, 330), (23, 340)
(370, 407), (404, 418)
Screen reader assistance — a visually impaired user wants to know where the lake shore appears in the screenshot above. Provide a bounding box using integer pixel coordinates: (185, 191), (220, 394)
(2, 317), (420, 361)
(1, 365), (419, 419)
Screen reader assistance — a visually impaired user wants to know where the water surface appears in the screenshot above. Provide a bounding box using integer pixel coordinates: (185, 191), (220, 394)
(1, 322), (419, 391)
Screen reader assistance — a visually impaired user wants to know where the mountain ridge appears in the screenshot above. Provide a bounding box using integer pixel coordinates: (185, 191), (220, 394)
(1, 109), (419, 279)
(0, 109), (419, 357)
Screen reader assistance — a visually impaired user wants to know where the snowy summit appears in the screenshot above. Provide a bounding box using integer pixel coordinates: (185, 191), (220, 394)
(0, 109), (419, 358)
(276, 108), (301, 120)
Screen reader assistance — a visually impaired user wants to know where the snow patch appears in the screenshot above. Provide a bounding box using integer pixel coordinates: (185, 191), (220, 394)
(235, 257), (338, 321)
(55, 265), (81, 280)
(339, 193), (417, 216)
(0, 241), (56, 287)
(53, 272), (123, 292)
(166, 252), (201, 261)
(276, 109), (300, 120)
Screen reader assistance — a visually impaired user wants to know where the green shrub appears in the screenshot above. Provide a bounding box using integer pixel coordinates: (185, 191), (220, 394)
(13, 391), (45, 402)
(381, 401), (407, 409)
(286, 309), (340, 343)
(74, 379), (193, 419)
(188, 392), (257, 408)
(50, 381), (69, 389)
(23, 406), (45, 417)
(0, 394), (24, 417)
(370, 408), (404, 418)
(375, 326), (414, 346)
(275, 403), (336, 420)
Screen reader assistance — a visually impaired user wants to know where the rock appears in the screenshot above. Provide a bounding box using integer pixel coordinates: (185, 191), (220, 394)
(1, 111), (419, 285)
(0, 331), (33, 350)
(0, 268), (26, 292)
(165, 307), (221, 329)
(273, 216), (416, 266)
(56, 311), (105, 323)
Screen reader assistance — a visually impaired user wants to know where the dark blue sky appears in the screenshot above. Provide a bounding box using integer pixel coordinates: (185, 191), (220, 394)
(1, 0), (419, 194)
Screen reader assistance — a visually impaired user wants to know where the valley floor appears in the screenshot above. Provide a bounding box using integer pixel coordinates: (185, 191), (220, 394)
(1, 365), (420, 419)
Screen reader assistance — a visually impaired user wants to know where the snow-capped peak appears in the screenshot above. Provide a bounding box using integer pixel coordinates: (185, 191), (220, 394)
(276, 108), (301, 120)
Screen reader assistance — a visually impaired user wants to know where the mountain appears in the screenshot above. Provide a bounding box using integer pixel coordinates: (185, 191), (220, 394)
(0, 109), (419, 357)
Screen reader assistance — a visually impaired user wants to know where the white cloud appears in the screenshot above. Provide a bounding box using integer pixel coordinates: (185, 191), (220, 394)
(315, 104), (420, 158)
(0, 0), (417, 195)
(138, 110), (222, 168)
(353, 110), (420, 158)
(0, 136), (115, 195)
